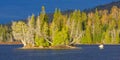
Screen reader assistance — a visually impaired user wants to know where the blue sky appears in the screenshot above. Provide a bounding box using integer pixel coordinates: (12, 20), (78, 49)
(0, 0), (118, 24)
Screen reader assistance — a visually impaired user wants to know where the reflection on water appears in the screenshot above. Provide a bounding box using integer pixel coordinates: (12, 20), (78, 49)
(0, 45), (120, 60)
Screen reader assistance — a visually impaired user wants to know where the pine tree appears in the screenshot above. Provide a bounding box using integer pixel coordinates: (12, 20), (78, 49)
(51, 8), (69, 46)
(104, 30), (111, 44)
(68, 10), (85, 44)
(0, 25), (13, 42)
(10, 5), (120, 47)
(35, 6), (50, 47)
(81, 26), (92, 44)
(93, 9), (102, 43)
(108, 6), (118, 44)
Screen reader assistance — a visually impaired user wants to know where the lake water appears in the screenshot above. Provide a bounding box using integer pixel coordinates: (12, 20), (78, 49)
(0, 45), (120, 60)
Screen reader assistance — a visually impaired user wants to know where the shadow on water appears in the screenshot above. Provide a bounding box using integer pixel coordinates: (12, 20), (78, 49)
(0, 44), (120, 60)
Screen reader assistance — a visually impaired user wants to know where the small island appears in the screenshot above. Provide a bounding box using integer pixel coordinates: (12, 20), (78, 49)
(0, 6), (120, 49)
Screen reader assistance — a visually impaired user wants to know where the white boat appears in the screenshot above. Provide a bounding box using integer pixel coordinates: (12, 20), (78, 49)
(99, 44), (104, 49)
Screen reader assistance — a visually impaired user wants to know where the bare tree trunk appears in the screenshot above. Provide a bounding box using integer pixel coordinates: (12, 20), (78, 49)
(70, 20), (75, 42)
(21, 40), (26, 47)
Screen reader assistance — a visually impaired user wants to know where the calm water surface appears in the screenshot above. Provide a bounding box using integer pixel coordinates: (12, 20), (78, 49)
(0, 45), (120, 60)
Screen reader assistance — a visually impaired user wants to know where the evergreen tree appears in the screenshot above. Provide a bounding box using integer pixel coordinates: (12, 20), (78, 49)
(0, 25), (13, 42)
(93, 9), (102, 43)
(9, 6), (120, 47)
(104, 30), (111, 44)
(51, 8), (69, 46)
(35, 6), (50, 47)
(81, 26), (92, 44)
(68, 10), (85, 44)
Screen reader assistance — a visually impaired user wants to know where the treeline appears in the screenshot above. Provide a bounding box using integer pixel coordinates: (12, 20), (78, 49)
(0, 25), (12, 42)
(1, 6), (120, 47)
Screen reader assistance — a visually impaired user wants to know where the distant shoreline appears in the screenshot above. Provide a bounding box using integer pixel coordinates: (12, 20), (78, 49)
(68, 43), (120, 46)
(0, 42), (120, 45)
(18, 45), (78, 50)
(0, 42), (22, 45)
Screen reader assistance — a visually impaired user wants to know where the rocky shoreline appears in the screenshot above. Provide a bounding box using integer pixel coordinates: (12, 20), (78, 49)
(18, 45), (78, 50)
(0, 42), (22, 45)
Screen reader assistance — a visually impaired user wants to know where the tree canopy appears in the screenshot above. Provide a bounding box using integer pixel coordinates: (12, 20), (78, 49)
(1, 6), (120, 47)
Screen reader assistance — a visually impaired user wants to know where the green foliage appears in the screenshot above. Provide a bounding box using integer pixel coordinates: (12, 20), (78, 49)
(51, 8), (69, 46)
(104, 31), (111, 44)
(52, 29), (69, 46)
(81, 26), (92, 44)
(9, 6), (120, 47)
(35, 35), (49, 47)
(115, 31), (120, 44)
(12, 21), (28, 46)
(28, 14), (35, 28)
(35, 6), (50, 47)
(0, 25), (12, 42)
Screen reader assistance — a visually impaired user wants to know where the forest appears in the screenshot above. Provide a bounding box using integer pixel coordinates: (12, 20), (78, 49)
(0, 6), (120, 47)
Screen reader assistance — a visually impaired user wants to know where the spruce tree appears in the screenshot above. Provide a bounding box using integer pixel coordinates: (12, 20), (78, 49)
(35, 6), (50, 47)
(51, 9), (69, 46)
